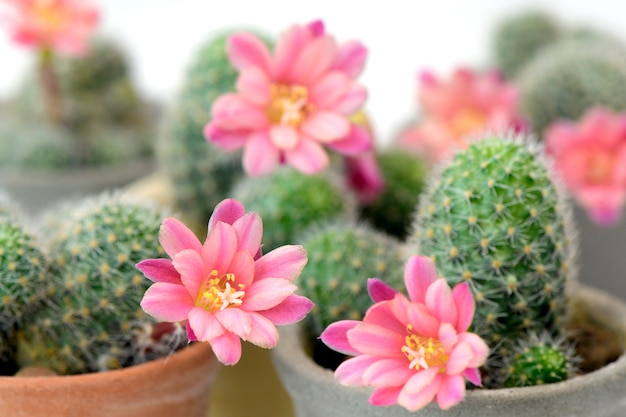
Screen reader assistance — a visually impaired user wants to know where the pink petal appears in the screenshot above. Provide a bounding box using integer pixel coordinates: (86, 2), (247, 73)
(244, 312), (279, 348)
(159, 218), (202, 259)
(237, 67), (270, 106)
(188, 307), (225, 341)
(210, 331), (243, 366)
(242, 278), (297, 311)
(215, 308), (252, 339)
(309, 71), (350, 109)
(204, 123), (249, 151)
(438, 322), (459, 353)
(201, 222), (237, 274)
(335, 355), (378, 385)
(284, 136), (330, 174)
(347, 322), (404, 358)
(306, 20), (325, 36)
(136, 258), (181, 285)
(270, 125), (300, 150)
(228, 250), (256, 289)
(458, 333), (490, 368)
(326, 124), (372, 155)
(140, 283), (193, 322)
(363, 358), (415, 388)
(254, 245), (308, 281)
(320, 320), (361, 356)
(367, 278), (397, 303)
(345, 151), (385, 203)
(425, 279), (458, 326)
(452, 282), (475, 332)
(404, 256), (438, 304)
(272, 24), (314, 80)
(446, 341), (473, 375)
(208, 198), (246, 231)
(362, 301), (406, 335)
(398, 368), (442, 411)
(258, 294), (314, 326)
(290, 35), (338, 86)
(407, 302), (440, 338)
(210, 93), (268, 130)
(436, 375), (466, 410)
(369, 386), (403, 407)
(231, 212), (263, 256)
(329, 83), (368, 115)
(243, 131), (280, 176)
(464, 368), (482, 386)
(227, 32), (272, 74)
(301, 111), (350, 142)
(332, 40), (368, 78)
(172, 249), (206, 298)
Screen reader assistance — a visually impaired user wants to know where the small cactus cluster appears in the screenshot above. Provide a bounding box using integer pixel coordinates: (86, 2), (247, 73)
(297, 222), (406, 339)
(17, 193), (182, 375)
(231, 168), (355, 251)
(358, 150), (428, 239)
(409, 135), (577, 385)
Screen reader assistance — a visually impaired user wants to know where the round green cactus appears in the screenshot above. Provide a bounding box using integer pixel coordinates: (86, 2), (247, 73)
(231, 168), (356, 252)
(17, 193), (179, 374)
(158, 29), (270, 232)
(517, 38), (626, 135)
(358, 150), (428, 239)
(298, 222), (406, 339)
(409, 135), (576, 368)
(492, 10), (561, 79)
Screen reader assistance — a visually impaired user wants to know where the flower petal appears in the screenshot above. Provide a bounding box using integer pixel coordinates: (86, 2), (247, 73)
(452, 282), (475, 332)
(290, 35), (338, 86)
(245, 312), (279, 348)
(188, 307), (224, 341)
(227, 32), (272, 74)
(301, 111), (350, 143)
(237, 67), (270, 106)
(159, 217), (202, 259)
(326, 124), (372, 155)
(272, 24), (313, 81)
(398, 368), (442, 411)
(231, 212), (263, 257)
(242, 278), (297, 311)
(208, 198), (246, 231)
(362, 300), (406, 335)
(347, 322), (404, 358)
(201, 221), (237, 274)
(332, 40), (368, 78)
(172, 249), (206, 298)
(204, 123), (249, 151)
(335, 355), (378, 385)
(215, 307), (252, 339)
(270, 125), (300, 150)
(363, 358), (415, 388)
(210, 93), (268, 130)
(320, 320), (361, 356)
(458, 332), (490, 368)
(136, 258), (181, 285)
(210, 331), (243, 366)
(425, 279), (458, 326)
(438, 322), (459, 353)
(404, 256), (438, 304)
(446, 341), (473, 376)
(407, 302), (440, 338)
(464, 367), (482, 386)
(329, 83), (368, 115)
(258, 294), (314, 326)
(255, 245), (308, 281)
(229, 250), (256, 289)
(369, 386), (403, 407)
(309, 71), (350, 109)
(436, 375), (466, 410)
(284, 136), (329, 174)
(140, 283), (193, 322)
(243, 131), (280, 176)
(367, 278), (397, 303)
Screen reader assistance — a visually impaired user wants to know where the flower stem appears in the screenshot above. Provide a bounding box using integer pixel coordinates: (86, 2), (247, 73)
(38, 48), (64, 125)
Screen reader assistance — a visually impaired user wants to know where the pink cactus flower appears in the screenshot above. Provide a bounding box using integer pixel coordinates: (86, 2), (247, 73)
(137, 198), (314, 366)
(397, 68), (526, 165)
(0, 0), (99, 55)
(345, 151), (385, 203)
(204, 20), (372, 176)
(321, 256), (489, 412)
(546, 108), (626, 225)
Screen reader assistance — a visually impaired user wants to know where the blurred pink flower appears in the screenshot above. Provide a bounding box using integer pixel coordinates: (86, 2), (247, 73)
(204, 20), (372, 176)
(546, 108), (626, 225)
(321, 256), (489, 412)
(0, 0), (99, 55)
(397, 68), (526, 164)
(137, 198), (313, 366)
(345, 151), (385, 203)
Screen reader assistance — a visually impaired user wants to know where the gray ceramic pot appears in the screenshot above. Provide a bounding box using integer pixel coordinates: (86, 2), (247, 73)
(272, 285), (626, 417)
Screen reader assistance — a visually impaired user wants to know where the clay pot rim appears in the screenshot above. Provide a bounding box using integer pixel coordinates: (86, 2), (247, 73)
(0, 342), (212, 386)
(275, 284), (626, 402)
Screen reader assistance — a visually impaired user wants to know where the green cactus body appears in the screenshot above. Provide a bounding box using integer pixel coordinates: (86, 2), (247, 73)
(159, 30), (270, 232)
(231, 168), (355, 252)
(492, 10), (561, 79)
(298, 223), (406, 339)
(18, 194), (175, 374)
(359, 150), (428, 239)
(517, 39), (626, 134)
(410, 136), (576, 364)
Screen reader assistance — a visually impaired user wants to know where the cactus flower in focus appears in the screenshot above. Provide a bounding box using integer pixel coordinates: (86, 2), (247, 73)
(546, 108), (626, 225)
(397, 67), (526, 164)
(137, 198), (313, 366)
(204, 20), (372, 176)
(321, 256), (489, 412)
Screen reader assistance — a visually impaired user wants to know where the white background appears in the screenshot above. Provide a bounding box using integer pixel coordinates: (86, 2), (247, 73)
(2, 0), (626, 143)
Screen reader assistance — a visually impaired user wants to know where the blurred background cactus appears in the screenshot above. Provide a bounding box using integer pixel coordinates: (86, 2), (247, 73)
(409, 135), (577, 386)
(17, 193), (184, 375)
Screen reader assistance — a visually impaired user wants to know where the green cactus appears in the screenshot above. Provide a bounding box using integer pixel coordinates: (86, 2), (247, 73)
(231, 168), (355, 252)
(492, 10), (561, 79)
(158, 29), (270, 233)
(298, 222), (406, 339)
(504, 333), (575, 387)
(17, 193), (181, 375)
(358, 150), (428, 239)
(517, 38), (626, 135)
(409, 135), (576, 379)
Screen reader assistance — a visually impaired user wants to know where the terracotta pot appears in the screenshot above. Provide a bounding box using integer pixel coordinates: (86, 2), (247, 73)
(0, 342), (217, 417)
(272, 285), (626, 417)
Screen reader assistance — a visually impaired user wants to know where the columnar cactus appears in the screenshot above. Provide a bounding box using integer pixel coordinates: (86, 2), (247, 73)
(492, 10), (561, 79)
(517, 39), (626, 134)
(297, 222), (406, 339)
(358, 150), (428, 239)
(409, 135), (576, 379)
(17, 193), (179, 374)
(231, 168), (356, 251)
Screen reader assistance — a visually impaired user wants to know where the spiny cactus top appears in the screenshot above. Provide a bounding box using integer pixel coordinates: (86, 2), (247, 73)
(410, 135), (576, 355)
(17, 193), (174, 374)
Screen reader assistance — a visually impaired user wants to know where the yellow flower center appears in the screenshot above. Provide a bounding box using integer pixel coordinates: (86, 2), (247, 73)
(450, 108), (487, 138)
(31, 0), (69, 33)
(586, 152), (612, 183)
(401, 324), (448, 371)
(196, 270), (245, 312)
(266, 84), (314, 127)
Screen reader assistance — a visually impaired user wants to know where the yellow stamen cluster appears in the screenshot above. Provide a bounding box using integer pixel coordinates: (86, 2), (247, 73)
(196, 270), (245, 312)
(266, 84), (314, 127)
(401, 324), (448, 371)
